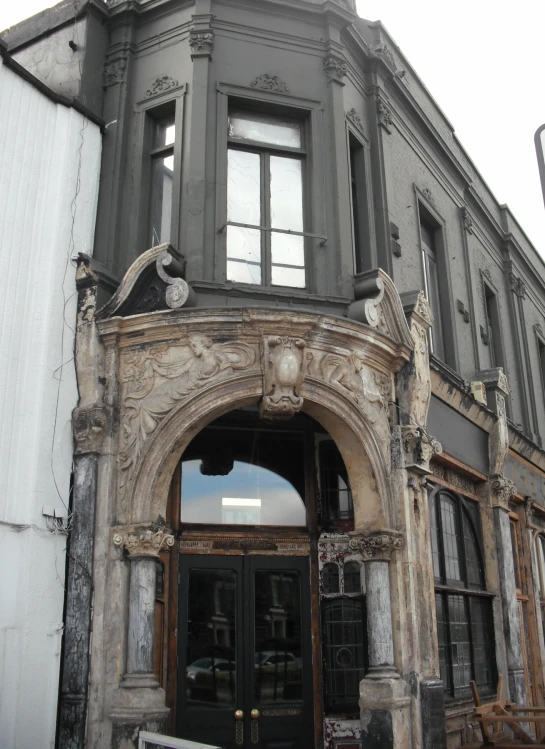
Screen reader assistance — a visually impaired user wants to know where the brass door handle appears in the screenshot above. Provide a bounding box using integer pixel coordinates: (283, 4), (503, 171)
(251, 709), (260, 719)
(235, 710), (244, 745)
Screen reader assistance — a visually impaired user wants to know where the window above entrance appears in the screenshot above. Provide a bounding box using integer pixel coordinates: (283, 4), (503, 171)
(181, 458), (305, 526)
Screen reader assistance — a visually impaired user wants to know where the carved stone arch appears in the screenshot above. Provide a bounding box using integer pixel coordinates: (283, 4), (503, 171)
(129, 372), (391, 530)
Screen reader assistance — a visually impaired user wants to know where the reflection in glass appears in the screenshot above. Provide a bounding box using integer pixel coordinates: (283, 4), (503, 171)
(151, 155), (173, 246)
(229, 111), (301, 148)
(185, 569), (237, 707)
(227, 149), (261, 225)
(155, 121), (175, 148)
(254, 570), (303, 705)
(318, 440), (354, 523)
(271, 233), (305, 288)
(181, 459), (306, 526)
(270, 156), (303, 231)
(226, 225), (262, 284)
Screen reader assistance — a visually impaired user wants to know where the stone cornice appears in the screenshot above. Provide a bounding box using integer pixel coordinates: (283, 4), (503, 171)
(348, 529), (404, 562)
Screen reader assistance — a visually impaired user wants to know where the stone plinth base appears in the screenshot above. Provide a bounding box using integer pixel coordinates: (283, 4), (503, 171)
(360, 677), (410, 749)
(420, 678), (446, 749)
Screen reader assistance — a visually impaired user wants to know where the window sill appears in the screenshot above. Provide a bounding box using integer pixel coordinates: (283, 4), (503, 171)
(191, 280), (351, 307)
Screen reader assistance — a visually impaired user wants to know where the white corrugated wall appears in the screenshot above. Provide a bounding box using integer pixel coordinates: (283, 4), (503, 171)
(0, 58), (101, 749)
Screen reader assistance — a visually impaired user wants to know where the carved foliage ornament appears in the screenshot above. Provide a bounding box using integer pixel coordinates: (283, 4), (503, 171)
(462, 207), (474, 234)
(113, 526), (175, 557)
(251, 74), (290, 94)
(402, 426), (442, 474)
(348, 529), (404, 562)
(146, 76), (179, 98)
(103, 58), (127, 88)
(323, 55), (348, 83)
(346, 108), (364, 133)
(376, 98), (393, 131)
(119, 335), (256, 499)
(189, 30), (214, 57)
(260, 336), (305, 420)
(73, 405), (109, 455)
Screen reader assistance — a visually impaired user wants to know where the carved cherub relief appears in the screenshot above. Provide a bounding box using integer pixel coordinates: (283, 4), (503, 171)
(119, 334), (256, 498)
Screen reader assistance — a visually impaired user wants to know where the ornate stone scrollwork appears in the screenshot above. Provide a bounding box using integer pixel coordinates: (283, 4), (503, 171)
(118, 335), (256, 500)
(189, 30), (214, 58)
(491, 475), (517, 510)
(251, 74), (290, 93)
(323, 54), (347, 84)
(348, 529), (404, 562)
(462, 207), (474, 234)
(376, 98), (393, 132)
(145, 76), (179, 98)
(346, 108), (364, 133)
(156, 250), (194, 309)
(260, 336), (306, 420)
(73, 405), (109, 455)
(321, 352), (385, 421)
(113, 526), (175, 557)
(402, 426), (442, 474)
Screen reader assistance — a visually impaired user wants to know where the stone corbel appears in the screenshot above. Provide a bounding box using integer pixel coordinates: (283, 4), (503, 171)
(73, 404), (111, 455)
(260, 336), (306, 420)
(402, 426), (442, 474)
(348, 528), (404, 562)
(113, 525), (175, 558)
(490, 475), (517, 511)
(189, 29), (214, 58)
(323, 53), (347, 84)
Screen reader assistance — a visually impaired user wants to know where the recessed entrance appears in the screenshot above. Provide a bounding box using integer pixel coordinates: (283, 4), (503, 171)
(155, 407), (366, 747)
(177, 555), (313, 749)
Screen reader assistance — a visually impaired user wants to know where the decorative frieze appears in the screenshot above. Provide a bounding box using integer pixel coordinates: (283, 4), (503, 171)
(113, 526), (175, 557)
(103, 58), (127, 88)
(145, 76), (179, 98)
(251, 74), (290, 93)
(73, 405), (109, 455)
(189, 30), (214, 58)
(260, 336), (306, 419)
(348, 529), (404, 562)
(323, 54), (347, 84)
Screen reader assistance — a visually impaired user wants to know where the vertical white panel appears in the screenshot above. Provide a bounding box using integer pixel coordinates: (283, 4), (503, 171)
(0, 60), (102, 749)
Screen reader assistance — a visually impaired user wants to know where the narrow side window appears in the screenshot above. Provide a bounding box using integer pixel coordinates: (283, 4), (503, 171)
(150, 116), (176, 247)
(420, 219), (446, 361)
(348, 133), (369, 274)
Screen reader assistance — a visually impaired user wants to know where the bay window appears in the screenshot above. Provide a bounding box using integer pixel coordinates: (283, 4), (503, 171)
(226, 109), (306, 288)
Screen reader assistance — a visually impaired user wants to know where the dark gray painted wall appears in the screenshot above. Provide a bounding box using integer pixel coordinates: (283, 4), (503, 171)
(428, 396), (489, 475)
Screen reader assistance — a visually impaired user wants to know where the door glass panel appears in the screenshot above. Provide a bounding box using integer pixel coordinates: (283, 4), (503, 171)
(254, 570), (303, 705)
(185, 568), (237, 707)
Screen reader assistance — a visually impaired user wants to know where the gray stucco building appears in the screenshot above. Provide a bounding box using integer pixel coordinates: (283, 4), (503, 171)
(3, 1), (545, 748)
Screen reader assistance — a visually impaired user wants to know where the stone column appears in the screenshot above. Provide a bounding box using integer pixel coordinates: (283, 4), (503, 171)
(480, 367), (526, 704)
(349, 530), (410, 749)
(113, 527), (174, 689)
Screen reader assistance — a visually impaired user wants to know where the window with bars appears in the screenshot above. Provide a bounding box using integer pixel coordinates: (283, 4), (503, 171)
(321, 559), (365, 712)
(226, 109), (307, 288)
(429, 487), (496, 700)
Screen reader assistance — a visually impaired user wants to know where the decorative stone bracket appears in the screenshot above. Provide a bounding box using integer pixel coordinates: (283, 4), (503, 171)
(402, 426), (442, 474)
(73, 405), (110, 455)
(348, 528), (404, 562)
(113, 525), (175, 558)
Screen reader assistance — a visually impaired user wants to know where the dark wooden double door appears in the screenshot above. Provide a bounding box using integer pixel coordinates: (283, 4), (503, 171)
(177, 555), (313, 749)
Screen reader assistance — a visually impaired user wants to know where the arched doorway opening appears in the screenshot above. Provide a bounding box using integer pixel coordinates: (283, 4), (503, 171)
(154, 406), (367, 749)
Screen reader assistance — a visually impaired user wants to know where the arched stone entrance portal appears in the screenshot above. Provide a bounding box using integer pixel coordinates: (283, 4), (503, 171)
(69, 256), (441, 749)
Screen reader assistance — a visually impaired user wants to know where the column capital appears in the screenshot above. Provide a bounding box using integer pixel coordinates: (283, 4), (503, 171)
(490, 474), (517, 511)
(401, 426), (442, 474)
(113, 525), (174, 558)
(348, 528), (404, 562)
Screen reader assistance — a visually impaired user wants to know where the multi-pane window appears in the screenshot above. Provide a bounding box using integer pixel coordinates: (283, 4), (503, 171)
(321, 561), (367, 713)
(429, 488), (496, 699)
(226, 109), (306, 287)
(318, 439), (354, 524)
(534, 535), (545, 650)
(348, 133), (369, 274)
(420, 221), (446, 361)
(150, 118), (175, 246)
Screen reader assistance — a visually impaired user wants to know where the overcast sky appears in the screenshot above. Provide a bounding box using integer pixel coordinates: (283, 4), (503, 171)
(2, 0), (545, 257)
